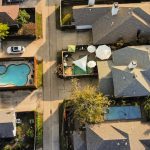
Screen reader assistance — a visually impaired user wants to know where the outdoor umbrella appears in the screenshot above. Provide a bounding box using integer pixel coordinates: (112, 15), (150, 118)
(87, 61), (96, 68)
(96, 45), (111, 60)
(87, 45), (96, 53)
(73, 55), (87, 72)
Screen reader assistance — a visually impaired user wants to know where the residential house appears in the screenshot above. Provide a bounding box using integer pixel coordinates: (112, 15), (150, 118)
(0, 109), (16, 138)
(73, 3), (150, 44)
(97, 45), (150, 97)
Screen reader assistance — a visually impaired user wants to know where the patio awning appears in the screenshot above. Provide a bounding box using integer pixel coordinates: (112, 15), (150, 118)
(73, 55), (87, 72)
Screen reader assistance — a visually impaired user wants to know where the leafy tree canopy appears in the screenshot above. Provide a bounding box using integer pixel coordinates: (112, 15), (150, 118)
(67, 79), (111, 125)
(0, 23), (9, 39)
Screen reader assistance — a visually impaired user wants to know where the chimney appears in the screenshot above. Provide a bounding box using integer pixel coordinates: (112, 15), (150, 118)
(88, 0), (95, 7)
(128, 60), (137, 70)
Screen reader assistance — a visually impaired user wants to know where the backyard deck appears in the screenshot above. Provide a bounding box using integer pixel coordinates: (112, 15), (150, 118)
(62, 45), (98, 78)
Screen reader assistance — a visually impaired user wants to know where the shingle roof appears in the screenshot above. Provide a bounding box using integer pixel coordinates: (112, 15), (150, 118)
(86, 124), (130, 150)
(112, 45), (150, 69)
(112, 66), (150, 97)
(72, 131), (87, 150)
(73, 7), (110, 27)
(0, 5), (19, 20)
(97, 61), (114, 96)
(0, 12), (17, 26)
(73, 4), (150, 44)
(0, 110), (16, 138)
(98, 45), (150, 97)
(85, 121), (150, 150)
(92, 8), (150, 44)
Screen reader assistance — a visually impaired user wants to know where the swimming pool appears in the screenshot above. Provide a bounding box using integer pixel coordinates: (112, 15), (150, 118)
(0, 64), (31, 86)
(104, 106), (141, 121)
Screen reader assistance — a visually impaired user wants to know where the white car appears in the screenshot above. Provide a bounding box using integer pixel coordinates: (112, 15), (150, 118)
(7, 46), (25, 54)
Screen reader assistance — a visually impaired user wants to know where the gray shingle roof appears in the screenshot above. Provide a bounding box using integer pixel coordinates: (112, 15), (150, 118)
(112, 66), (150, 97)
(73, 7), (110, 27)
(0, 123), (15, 138)
(98, 45), (150, 97)
(86, 125), (130, 150)
(97, 61), (114, 96)
(72, 131), (87, 150)
(112, 46), (150, 69)
(92, 8), (150, 44)
(73, 5), (150, 44)
(0, 110), (16, 138)
(0, 12), (17, 26)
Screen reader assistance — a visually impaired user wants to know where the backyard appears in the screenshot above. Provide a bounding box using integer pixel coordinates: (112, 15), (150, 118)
(0, 112), (35, 150)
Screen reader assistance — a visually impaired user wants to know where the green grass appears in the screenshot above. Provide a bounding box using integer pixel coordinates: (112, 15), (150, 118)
(36, 112), (43, 148)
(37, 61), (43, 88)
(36, 12), (42, 39)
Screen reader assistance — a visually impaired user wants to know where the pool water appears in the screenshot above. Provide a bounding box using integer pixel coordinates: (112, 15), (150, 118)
(0, 64), (31, 86)
(0, 65), (6, 74)
(104, 106), (141, 120)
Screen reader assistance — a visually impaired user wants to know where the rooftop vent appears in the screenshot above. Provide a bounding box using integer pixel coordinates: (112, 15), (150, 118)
(88, 0), (95, 7)
(128, 60), (137, 70)
(111, 2), (119, 16)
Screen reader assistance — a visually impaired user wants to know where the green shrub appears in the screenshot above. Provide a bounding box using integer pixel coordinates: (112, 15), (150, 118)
(0, 23), (9, 39)
(36, 12), (42, 39)
(37, 61), (43, 88)
(36, 112), (43, 148)
(26, 128), (34, 138)
(62, 13), (72, 25)
(17, 9), (30, 24)
(4, 145), (12, 150)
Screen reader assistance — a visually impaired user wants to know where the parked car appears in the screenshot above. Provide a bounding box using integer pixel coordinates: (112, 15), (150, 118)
(7, 46), (25, 54)
(7, 0), (24, 3)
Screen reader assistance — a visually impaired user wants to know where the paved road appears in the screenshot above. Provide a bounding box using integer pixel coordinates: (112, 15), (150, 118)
(41, 0), (98, 150)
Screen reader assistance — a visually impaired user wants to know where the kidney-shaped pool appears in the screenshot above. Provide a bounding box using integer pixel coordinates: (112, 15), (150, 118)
(0, 64), (31, 86)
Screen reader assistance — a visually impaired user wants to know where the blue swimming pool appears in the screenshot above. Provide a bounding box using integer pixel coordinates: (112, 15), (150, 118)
(104, 106), (141, 121)
(0, 64), (31, 86)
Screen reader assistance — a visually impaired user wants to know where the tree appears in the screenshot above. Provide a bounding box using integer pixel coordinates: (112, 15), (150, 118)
(144, 97), (150, 120)
(0, 23), (9, 39)
(67, 79), (111, 125)
(17, 9), (30, 24)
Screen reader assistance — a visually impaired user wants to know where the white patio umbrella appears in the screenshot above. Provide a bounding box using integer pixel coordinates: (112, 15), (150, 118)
(96, 45), (111, 60)
(87, 45), (96, 53)
(73, 55), (87, 72)
(87, 61), (96, 68)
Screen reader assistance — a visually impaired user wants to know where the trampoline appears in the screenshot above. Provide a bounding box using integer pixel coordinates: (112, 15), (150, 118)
(104, 106), (141, 121)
